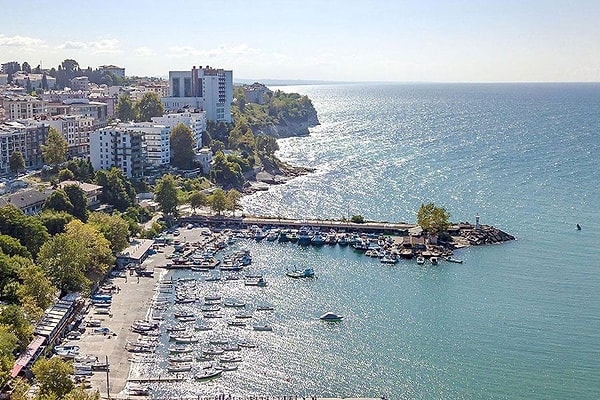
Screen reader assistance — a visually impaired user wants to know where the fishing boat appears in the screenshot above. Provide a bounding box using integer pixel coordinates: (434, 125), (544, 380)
(167, 363), (192, 372)
(253, 324), (273, 331)
(445, 256), (463, 263)
(245, 277), (267, 287)
(168, 354), (193, 363)
(168, 345), (192, 353)
(430, 257), (439, 265)
(416, 256), (425, 265)
(223, 300), (246, 308)
(256, 305), (274, 311)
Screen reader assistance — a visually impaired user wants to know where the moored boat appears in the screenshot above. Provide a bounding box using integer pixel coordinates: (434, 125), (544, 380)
(320, 312), (343, 321)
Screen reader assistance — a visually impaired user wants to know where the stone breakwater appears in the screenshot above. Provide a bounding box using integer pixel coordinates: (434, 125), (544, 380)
(458, 225), (516, 246)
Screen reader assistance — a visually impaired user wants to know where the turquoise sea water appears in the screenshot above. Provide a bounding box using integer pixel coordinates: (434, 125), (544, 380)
(152, 84), (600, 399)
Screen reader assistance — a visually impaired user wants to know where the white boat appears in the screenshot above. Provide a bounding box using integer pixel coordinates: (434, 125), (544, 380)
(445, 256), (463, 263)
(320, 312), (343, 321)
(256, 305), (274, 311)
(430, 257), (439, 265)
(245, 277), (267, 287)
(286, 267), (315, 278)
(168, 345), (192, 353)
(416, 256), (425, 265)
(167, 363), (192, 372)
(219, 354), (242, 363)
(194, 369), (222, 381)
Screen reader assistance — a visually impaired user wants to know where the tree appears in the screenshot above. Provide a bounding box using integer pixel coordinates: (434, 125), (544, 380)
(210, 152), (244, 189)
(0, 326), (17, 387)
(188, 191), (207, 213)
(136, 92), (164, 122)
(64, 386), (101, 400)
(31, 357), (74, 399)
(154, 174), (179, 216)
(43, 190), (74, 215)
(39, 210), (74, 235)
(170, 123), (195, 169)
(255, 134), (279, 156)
(0, 234), (30, 258)
(37, 220), (114, 293)
(417, 202), (450, 235)
(41, 127), (67, 168)
(0, 305), (33, 350)
(16, 263), (57, 318)
(62, 184), (89, 222)
(41, 72), (48, 90)
(208, 189), (227, 215)
(57, 168), (75, 182)
(226, 189), (242, 214)
(0, 206), (49, 257)
(351, 215), (365, 224)
(88, 212), (130, 254)
(21, 62), (31, 74)
(8, 151), (25, 176)
(115, 94), (136, 122)
(95, 168), (136, 212)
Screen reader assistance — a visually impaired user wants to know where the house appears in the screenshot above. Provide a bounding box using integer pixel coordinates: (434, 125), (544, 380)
(56, 180), (102, 209)
(0, 189), (48, 215)
(116, 238), (154, 267)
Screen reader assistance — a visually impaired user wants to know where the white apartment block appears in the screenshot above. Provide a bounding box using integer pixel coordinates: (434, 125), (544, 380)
(0, 120), (47, 174)
(162, 66), (233, 123)
(90, 125), (144, 178)
(46, 115), (96, 159)
(151, 111), (207, 150)
(130, 122), (171, 167)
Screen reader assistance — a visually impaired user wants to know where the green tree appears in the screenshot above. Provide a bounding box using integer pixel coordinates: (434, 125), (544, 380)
(0, 305), (33, 349)
(62, 184), (89, 222)
(188, 191), (207, 213)
(8, 151), (25, 176)
(208, 188), (227, 215)
(255, 134), (279, 156)
(350, 215), (365, 224)
(63, 386), (101, 400)
(8, 377), (30, 400)
(226, 189), (242, 214)
(57, 168), (75, 182)
(39, 210), (73, 235)
(417, 202), (450, 235)
(0, 206), (49, 257)
(0, 234), (31, 258)
(31, 357), (74, 399)
(170, 123), (195, 169)
(154, 174), (179, 216)
(95, 168), (136, 212)
(136, 92), (164, 122)
(41, 127), (67, 168)
(43, 190), (74, 215)
(115, 94), (136, 122)
(37, 220), (114, 293)
(21, 62), (31, 74)
(88, 212), (130, 253)
(0, 326), (17, 387)
(210, 152), (244, 189)
(16, 263), (57, 318)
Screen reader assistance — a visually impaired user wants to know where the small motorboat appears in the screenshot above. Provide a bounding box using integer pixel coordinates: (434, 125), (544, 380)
(416, 256), (425, 265)
(286, 267), (315, 278)
(252, 324), (273, 331)
(194, 369), (222, 381)
(319, 312), (343, 322)
(430, 257), (439, 265)
(445, 256), (463, 264)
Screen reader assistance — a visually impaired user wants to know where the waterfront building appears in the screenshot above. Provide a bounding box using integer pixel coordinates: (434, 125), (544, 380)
(162, 66), (233, 123)
(0, 120), (47, 174)
(151, 111), (207, 150)
(90, 124), (144, 178)
(47, 114), (97, 159)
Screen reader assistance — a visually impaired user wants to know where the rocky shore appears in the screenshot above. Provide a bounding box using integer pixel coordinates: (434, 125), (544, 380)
(458, 224), (516, 245)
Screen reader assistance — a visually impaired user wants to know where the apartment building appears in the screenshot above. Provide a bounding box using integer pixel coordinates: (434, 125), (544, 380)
(46, 115), (97, 159)
(90, 124), (143, 178)
(151, 111), (207, 150)
(163, 66), (233, 123)
(0, 120), (47, 174)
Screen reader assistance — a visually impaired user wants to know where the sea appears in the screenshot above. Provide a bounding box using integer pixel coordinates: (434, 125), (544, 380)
(144, 83), (600, 399)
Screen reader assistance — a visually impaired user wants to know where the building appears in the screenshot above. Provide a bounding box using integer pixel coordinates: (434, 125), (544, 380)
(90, 124), (144, 178)
(69, 76), (90, 91)
(2, 95), (46, 120)
(0, 188), (49, 215)
(0, 120), (47, 174)
(243, 82), (272, 105)
(195, 147), (213, 174)
(11, 72), (57, 90)
(151, 111), (206, 150)
(47, 114), (97, 158)
(122, 122), (171, 167)
(57, 180), (102, 209)
(116, 238), (154, 267)
(99, 64), (125, 78)
(163, 66), (233, 123)
(46, 99), (108, 122)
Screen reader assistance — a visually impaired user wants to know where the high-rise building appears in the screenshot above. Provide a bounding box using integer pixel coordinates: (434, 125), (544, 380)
(162, 66), (233, 123)
(0, 120), (48, 174)
(89, 124), (144, 178)
(151, 111), (207, 150)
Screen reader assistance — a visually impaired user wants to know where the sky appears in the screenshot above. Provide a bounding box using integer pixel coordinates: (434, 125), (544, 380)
(1, 0), (600, 82)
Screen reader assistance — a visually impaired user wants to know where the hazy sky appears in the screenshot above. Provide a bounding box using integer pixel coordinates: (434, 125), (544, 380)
(2, 0), (600, 82)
